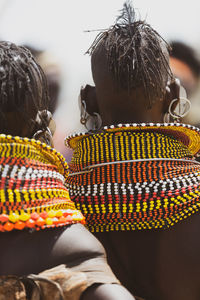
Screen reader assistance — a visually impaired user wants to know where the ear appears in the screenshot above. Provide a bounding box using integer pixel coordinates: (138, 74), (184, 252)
(80, 84), (99, 115)
(164, 78), (180, 113)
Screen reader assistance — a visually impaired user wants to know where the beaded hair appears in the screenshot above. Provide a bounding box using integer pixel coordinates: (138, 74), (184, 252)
(0, 41), (49, 134)
(87, 1), (174, 108)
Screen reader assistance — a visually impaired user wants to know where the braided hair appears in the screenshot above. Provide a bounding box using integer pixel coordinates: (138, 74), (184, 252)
(87, 1), (173, 108)
(0, 41), (49, 135)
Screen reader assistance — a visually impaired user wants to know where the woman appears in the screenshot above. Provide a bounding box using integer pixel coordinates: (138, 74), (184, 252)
(66, 3), (200, 300)
(0, 41), (135, 300)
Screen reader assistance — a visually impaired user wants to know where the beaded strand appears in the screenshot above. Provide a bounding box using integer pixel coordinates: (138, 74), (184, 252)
(66, 124), (200, 232)
(0, 134), (85, 232)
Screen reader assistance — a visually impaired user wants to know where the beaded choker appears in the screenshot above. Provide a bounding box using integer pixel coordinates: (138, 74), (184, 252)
(66, 123), (200, 232)
(0, 134), (85, 232)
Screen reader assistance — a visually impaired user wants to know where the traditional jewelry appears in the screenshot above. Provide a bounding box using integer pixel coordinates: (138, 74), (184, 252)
(0, 134), (85, 232)
(68, 158), (200, 176)
(33, 110), (54, 145)
(65, 123), (200, 232)
(79, 95), (102, 131)
(169, 97), (191, 120)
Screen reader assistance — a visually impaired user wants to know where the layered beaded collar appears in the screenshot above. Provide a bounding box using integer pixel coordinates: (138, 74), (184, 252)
(65, 123), (200, 157)
(0, 134), (85, 232)
(66, 124), (200, 232)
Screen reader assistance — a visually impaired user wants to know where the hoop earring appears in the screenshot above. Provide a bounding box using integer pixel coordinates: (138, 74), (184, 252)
(163, 112), (170, 123)
(33, 109), (54, 146)
(32, 127), (53, 146)
(80, 99), (89, 126)
(169, 97), (191, 122)
(164, 97), (191, 123)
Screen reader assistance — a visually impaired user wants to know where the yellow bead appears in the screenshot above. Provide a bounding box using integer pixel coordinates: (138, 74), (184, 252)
(56, 210), (63, 217)
(46, 218), (53, 225)
(48, 210), (56, 218)
(19, 212), (30, 221)
(73, 212), (83, 221)
(9, 213), (19, 223)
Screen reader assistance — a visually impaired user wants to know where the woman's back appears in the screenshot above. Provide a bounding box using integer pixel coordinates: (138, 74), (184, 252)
(0, 41), (135, 300)
(66, 3), (200, 299)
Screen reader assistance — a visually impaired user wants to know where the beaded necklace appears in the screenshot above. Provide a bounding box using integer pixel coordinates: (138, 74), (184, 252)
(0, 134), (85, 232)
(66, 123), (200, 232)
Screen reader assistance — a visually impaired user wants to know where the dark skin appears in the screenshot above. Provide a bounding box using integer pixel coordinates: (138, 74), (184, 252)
(0, 118), (135, 300)
(0, 46), (135, 300)
(0, 225), (134, 300)
(81, 44), (200, 300)
(0, 115), (135, 300)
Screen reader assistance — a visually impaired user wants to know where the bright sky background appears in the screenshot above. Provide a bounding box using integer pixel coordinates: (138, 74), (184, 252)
(0, 0), (199, 154)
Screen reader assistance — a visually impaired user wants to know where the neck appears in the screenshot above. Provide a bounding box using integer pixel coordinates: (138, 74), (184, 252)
(100, 111), (164, 126)
(97, 93), (164, 126)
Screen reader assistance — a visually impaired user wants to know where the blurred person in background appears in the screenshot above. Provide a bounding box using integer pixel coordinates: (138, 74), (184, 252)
(24, 44), (73, 161)
(169, 41), (200, 97)
(23, 45), (61, 115)
(170, 41), (200, 126)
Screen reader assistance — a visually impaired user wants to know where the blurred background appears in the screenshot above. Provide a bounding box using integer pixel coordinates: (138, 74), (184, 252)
(0, 0), (200, 160)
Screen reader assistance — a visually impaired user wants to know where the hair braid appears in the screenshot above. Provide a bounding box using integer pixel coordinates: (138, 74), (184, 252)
(87, 1), (173, 108)
(0, 41), (50, 134)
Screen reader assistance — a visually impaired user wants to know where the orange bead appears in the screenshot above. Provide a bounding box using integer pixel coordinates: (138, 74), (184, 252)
(59, 216), (67, 223)
(0, 214), (9, 223)
(4, 222), (14, 231)
(15, 221), (26, 230)
(26, 219), (35, 228)
(35, 217), (45, 227)
(81, 218), (86, 225)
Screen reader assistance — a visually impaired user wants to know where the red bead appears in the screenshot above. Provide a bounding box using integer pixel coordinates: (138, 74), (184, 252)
(31, 212), (40, 220)
(40, 211), (48, 219)
(52, 217), (60, 225)
(63, 209), (73, 217)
